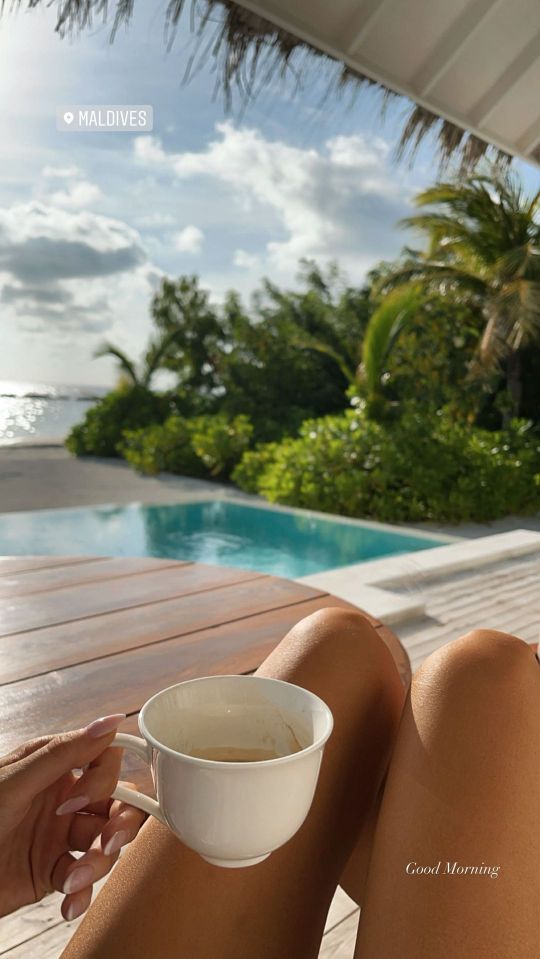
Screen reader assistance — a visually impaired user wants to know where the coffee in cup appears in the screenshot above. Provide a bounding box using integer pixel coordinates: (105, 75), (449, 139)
(111, 674), (333, 868)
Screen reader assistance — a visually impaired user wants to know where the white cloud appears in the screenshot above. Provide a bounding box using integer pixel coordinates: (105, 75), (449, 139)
(42, 165), (83, 179)
(135, 136), (168, 165)
(0, 201), (145, 265)
(47, 180), (103, 209)
(137, 212), (177, 227)
(327, 135), (389, 168)
(0, 201), (153, 339)
(174, 225), (204, 253)
(233, 249), (259, 270)
(135, 122), (410, 282)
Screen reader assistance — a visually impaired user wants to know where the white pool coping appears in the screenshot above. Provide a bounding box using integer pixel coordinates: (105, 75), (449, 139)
(0, 491), (458, 547)
(3, 491), (539, 628)
(296, 529), (540, 625)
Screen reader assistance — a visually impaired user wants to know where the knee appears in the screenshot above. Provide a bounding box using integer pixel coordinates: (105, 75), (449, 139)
(287, 606), (403, 702)
(416, 627), (536, 704)
(303, 605), (376, 640)
(459, 628), (532, 665)
(294, 606), (386, 663)
(284, 607), (405, 746)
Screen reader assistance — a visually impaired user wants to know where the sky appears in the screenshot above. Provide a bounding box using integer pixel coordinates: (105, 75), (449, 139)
(1, 1), (539, 387)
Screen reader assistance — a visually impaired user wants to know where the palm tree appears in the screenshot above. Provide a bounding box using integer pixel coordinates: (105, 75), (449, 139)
(360, 286), (422, 400)
(94, 329), (182, 389)
(379, 170), (540, 417)
(261, 261), (372, 388)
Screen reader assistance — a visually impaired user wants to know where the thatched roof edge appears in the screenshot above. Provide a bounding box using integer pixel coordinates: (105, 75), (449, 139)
(5, 0), (512, 171)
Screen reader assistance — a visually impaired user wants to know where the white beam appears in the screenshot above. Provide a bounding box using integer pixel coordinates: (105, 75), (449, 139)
(470, 32), (540, 127)
(231, 0), (540, 170)
(341, 0), (396, 56)
(517, 115), (540, 157)
(412, 0), (503, 97)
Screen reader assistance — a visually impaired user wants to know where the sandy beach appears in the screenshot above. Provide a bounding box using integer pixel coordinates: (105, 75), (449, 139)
(0, 445), (249, 514)
(1, 444), (539, 541)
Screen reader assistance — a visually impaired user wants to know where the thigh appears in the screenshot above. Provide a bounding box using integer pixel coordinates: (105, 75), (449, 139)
(61, 608), (405, 959)
(354, 630), (540, 959)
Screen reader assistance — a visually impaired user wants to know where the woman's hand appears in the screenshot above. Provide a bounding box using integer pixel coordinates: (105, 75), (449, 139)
(0, 714), (146, 922)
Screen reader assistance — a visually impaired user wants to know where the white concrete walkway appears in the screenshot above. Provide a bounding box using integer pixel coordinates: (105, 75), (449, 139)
(298, 529), (540, 626)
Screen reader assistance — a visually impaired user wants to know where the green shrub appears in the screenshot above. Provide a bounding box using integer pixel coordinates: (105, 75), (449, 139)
(190, 414), (253, 476)
(65, 386), (169, 458)
(232, 407), (540, 523)
(121, 413), (253, 479)
(121, 417), (206, 477)
(231, 442), (281, 493)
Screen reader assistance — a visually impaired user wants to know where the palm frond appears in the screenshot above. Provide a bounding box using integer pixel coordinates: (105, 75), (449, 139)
(93, 342), (139, 384)
(476, 312), (507, 368)
(526, 187), (540, 219)
(494, 279), (540, 347)
(284, 329), (357, 384)
(142, 329), (183, 386)
(494, 245), (533, 281)
(376, 261), (489, 298)
(361, 286), (421, 392)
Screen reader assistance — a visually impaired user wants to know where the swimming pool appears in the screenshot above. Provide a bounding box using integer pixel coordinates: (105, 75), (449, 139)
(0, 500), (446, 578)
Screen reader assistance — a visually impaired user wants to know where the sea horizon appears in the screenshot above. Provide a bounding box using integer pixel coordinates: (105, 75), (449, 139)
(0, 379), (109, 446)
(0, 379), (110, 401)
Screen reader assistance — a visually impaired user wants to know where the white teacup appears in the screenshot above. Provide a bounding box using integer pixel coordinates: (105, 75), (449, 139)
(112, 674), (333, 868)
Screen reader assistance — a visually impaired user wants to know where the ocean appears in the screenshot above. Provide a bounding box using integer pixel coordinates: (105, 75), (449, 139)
(0, 380), (108, 446)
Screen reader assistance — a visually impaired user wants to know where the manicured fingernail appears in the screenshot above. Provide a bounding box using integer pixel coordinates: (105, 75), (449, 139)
(103, 829), (127, 856)
(86, 713), (126, 738)
(56, 795), (90, 816)
(63, 864), (94, 895)
(65, 899), (86, 922)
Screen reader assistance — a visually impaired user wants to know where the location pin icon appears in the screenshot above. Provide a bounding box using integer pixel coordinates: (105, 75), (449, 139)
(63, 111), (74, 125)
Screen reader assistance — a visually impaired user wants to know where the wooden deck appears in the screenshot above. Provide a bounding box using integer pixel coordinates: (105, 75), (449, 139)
(1, 550), (537, 957)
(315, 547), (540, 959)
(0, 554), (403, 958)
(395, 549), (540, 672)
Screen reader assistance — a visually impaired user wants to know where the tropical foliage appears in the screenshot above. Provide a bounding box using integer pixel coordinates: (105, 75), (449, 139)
(93, 329), (183, 389)
(232, 407), (540, 523)
(378, 172), (540, 420)
(121, 414), (253, 479)
(66, 167), (540, 524)
(65, 386), (171, 457)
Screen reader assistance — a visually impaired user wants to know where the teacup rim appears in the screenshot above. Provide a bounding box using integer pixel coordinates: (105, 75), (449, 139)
(138, 674), (334, 768)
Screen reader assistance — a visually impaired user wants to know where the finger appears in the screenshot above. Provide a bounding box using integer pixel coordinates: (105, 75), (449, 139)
(55, 840), (121, 901)
(55, 746), (122, 816)
(61, 884), (93, 923)
(69, 812), (108, 852)
(51, 851), (81, 896)
(83, 778), (141, 817)
(82, 797), (113, 817)
(5, 715), (126, 805)
(100, 803), (147, 857)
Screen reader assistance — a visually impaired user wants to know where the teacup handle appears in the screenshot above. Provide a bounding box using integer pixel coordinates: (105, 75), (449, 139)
(111, 733), (167, 825)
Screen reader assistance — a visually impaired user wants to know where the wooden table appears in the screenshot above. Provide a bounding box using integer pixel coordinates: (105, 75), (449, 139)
(0, 554), (407, 959)
(0, 555), (410, 794)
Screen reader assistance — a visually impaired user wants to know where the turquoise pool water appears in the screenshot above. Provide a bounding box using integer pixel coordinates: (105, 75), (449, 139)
(0, 501), (445, 577)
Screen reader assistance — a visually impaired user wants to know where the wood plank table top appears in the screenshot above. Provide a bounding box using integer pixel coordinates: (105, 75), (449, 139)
(0, 554), (408, 959)
(0, 555), (410, 794)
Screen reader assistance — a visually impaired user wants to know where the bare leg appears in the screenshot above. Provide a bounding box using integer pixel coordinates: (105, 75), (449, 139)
(61, 608), (405, 959)
(354, 629), (540, 958)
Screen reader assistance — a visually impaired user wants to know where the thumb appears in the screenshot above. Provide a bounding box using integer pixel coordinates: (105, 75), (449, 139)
(6, 714), (126, 803)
